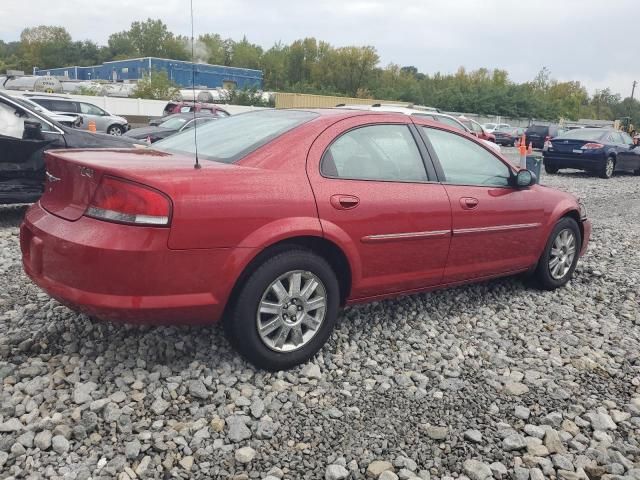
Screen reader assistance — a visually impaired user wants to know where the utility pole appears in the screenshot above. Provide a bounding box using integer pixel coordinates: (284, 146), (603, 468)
(629, 80), (637, 119)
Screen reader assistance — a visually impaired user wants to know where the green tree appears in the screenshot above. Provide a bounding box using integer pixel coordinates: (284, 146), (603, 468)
(132, 70), (179, 100)
(230, 36), (263, 70)
(108, 19), (188, 60)
(198, 34), (232, 65)
(18, 26), (73, 70)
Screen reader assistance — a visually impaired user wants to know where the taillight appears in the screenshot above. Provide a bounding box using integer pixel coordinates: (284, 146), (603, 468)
(581, 143), (605, 150)
(85, 176), (171, 226)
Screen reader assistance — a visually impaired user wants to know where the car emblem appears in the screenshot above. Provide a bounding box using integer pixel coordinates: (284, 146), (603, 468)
(45, 171), (61, 183)
(79, 166), (94, 178)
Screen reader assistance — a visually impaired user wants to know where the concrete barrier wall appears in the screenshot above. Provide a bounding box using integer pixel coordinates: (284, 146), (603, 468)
(7, 90), (266, 117)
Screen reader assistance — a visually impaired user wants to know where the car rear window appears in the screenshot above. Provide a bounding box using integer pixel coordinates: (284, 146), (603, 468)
(556, 129), (608, 141)
(154, 110), (319, 163)
(526, 125), (549, 135)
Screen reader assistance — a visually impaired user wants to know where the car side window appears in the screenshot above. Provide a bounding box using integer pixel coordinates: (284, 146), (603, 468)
(321, 125), (428, 182)
(434, 115), (465, 132)
(51, 100), (77, 113)
(469, 121), (483, 134)
(621, 132), (633, 145)
(423, 127), (511, 187)
(80, 103), (105, 116)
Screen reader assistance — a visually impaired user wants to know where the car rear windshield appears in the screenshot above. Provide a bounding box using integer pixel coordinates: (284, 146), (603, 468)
(159, 117), (190, 129)
(526, 125), (549, 134)
(154, 110), (319, 163)
(556, 129), (608, 141)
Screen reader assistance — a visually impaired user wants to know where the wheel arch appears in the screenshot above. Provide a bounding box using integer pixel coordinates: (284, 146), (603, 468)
(224, 235), (353, 320)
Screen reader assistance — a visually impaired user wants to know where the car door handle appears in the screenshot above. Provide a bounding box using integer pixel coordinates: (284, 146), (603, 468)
(330, 195), (360, 210)
(460, 197), (479, 210)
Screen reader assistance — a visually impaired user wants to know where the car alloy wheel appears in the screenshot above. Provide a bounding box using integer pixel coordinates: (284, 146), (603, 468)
(548, 228), (577, 280)
(256, 270), (327, 352)
(108, 125), (124, 136)
(600, 157), (615, 178)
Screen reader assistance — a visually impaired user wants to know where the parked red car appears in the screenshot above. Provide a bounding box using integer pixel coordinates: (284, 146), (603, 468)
(21, 109), (591, 370)
(458, 116), (497, 143)
(149, 101), (230, 126)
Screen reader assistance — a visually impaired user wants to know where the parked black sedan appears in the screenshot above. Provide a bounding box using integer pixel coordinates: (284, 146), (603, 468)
(0, 91), (141, 204)
(124, 113), (217, 143)
(543, 128), (640, 178)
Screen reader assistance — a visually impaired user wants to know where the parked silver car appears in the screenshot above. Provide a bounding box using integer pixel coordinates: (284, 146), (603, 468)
(26, 95), (129, 135)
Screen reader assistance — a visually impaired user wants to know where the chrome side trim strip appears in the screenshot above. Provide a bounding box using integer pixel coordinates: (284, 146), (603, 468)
(453, 222), (542, 236)
(361, 230), (451, 243)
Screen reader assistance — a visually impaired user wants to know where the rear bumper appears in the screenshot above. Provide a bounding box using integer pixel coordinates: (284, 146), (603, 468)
(544, 153), (605, 170)
(20, 202), (250, 325)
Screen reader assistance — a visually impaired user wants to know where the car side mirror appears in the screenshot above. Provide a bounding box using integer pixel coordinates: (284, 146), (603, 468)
(23, 120), (44, 140)
(515, 169), (536, 187)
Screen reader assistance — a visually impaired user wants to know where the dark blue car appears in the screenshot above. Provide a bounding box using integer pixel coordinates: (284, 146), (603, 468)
(543, 128), (640, 178)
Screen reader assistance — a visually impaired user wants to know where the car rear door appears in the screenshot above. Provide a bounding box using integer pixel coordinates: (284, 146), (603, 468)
(306, 114), (452, 299)
(418, 125), (545, 282)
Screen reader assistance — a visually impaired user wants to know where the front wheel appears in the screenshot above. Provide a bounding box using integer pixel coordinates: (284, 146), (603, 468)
(224, 249), (340, 370)
(544, 164), (559, 174)
(599, 156), (615, 179)
(534, 217), (581, 290)
(107, 125), (124, 136)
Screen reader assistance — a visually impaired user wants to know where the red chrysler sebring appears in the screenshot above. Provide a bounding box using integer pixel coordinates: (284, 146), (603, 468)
(21, 109), (591, 370)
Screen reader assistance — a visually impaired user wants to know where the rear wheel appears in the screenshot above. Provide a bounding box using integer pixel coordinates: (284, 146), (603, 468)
(544, 164), (559, 174)
(599, 156), (615, 179)
(224, 249), (340, 370)
(534, 217), (581, 290)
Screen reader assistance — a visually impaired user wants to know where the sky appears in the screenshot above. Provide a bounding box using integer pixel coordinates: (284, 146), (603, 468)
(0, 0), (636, 97)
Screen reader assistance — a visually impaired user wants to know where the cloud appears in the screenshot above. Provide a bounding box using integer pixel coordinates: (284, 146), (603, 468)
(0, 0), (636, 96)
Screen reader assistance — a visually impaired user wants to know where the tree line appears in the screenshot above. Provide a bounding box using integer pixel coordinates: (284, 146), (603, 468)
(1, 20), (638, 123)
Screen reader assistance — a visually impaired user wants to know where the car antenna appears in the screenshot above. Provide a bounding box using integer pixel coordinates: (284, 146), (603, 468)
(190, 0), (201, 170)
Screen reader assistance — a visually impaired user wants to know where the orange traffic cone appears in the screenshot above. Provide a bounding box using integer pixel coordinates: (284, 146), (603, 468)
(88, 121), (97, 133)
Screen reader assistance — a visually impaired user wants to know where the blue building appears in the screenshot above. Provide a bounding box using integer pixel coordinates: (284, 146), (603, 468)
(35, 57), (263, 90)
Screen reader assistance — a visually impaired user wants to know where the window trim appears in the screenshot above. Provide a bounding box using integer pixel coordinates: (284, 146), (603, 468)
(417, 125), (517, 188)
(319, 123), (438, 184)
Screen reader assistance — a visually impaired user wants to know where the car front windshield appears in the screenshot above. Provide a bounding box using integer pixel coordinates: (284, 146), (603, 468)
(159, 117), (190, 129)
(556, 129), (608, 141)
(154, 110), (319, 163)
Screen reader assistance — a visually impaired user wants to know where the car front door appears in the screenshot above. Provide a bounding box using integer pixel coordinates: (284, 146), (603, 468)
(419, 125), (545, 283)
(615, 132), (640, 172)
(306, 115), (452, 299)
(79, 102), (108, 132)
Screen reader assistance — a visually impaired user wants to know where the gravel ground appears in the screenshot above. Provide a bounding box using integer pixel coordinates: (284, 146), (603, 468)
(1, 148), (639, 480)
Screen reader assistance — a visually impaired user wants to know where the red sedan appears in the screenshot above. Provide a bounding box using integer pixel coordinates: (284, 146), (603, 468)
(20, 109), (591, 370)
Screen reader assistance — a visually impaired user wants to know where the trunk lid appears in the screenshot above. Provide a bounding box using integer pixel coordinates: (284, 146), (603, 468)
(550, 139), (590, 153)
(40, 147), (221, 221)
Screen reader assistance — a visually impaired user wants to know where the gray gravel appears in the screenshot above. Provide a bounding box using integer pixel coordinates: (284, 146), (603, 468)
(0, 153), (639, 479)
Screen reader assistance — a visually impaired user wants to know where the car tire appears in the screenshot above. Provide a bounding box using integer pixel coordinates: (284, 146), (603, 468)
(599, 156), (615, 179)
(224, 249), (340, 371)
(634, 168), (640, 176)
(534, 217), (581, 290)
(544, 164), (559, 174)
(107, 125), (124, 136)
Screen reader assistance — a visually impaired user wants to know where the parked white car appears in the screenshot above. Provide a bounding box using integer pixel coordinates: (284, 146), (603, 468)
(343, 105), (501, 153)
(483, 122), (510, 134)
